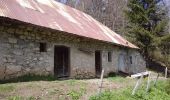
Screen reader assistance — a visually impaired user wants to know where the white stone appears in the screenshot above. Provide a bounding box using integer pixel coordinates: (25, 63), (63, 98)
(39, 57), (43, 61)
(46, 66), (52, 71)
(13, 50), (23, 56)
(33, 58), (38, 61)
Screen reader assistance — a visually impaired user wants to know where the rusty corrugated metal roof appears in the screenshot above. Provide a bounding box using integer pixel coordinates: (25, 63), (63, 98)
(0, 0), (138, 49)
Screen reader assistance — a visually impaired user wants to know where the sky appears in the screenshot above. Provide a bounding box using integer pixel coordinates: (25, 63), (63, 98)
(161, 0), (170, 15)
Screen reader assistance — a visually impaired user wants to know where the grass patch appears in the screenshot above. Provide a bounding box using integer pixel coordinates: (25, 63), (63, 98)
(0, 84), (15, 92)
(107, 76), (128, 83)
(66, 79), (79, 86)
(68, 86), (86, 100)
(8, 96), (36, 100)
(90, 80), (170, 100)
(0, 74), (57, 84)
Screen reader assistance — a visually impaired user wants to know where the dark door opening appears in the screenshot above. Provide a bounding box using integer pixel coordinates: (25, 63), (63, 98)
(54, 46), (70, 78)
(95, 51), (102, 76)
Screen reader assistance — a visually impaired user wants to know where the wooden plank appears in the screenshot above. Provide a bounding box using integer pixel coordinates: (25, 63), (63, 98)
(154, 73), (159, 86)
(131, 71), (149, 78)
(165, 67), (168, 78)
(132, 75), (143, 95)
(98, 69), (104, 95)
(146, 71), (151, 92)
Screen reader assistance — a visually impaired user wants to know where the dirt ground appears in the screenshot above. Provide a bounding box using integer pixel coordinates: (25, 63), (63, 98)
(0, 77), (134, 100)
(0, 72), (166, 100)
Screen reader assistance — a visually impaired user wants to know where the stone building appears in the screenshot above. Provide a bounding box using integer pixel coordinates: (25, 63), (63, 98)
(0, 0), (145, 80)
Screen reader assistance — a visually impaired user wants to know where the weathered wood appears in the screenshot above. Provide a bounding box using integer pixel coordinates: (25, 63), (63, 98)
(132, 75), (143, 95)
(165, 67), (168, 78)
(98, 69), (104, 95)
(146, 71), (151, 92)
(154, 73), (159, 86)
(131, 71), (149, 78)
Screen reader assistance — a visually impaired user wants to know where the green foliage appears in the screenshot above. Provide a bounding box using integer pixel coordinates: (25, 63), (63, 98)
(68, 87), (86, 100)
(124, 0), (170, 67)
(107, 76), (126, 82)
(8, 96), (23, 100)
(90, 80), (170, 100)
(0, 74), (56, 84)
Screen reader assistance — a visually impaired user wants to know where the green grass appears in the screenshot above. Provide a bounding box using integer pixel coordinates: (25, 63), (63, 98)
(0, 84), (15, 92)
(68, 86), (86, 100)
(107, 76), (126, 82)
(8, 96), (36, 100)
(90, 80), (170, 100)
(0, 74), (56, 84)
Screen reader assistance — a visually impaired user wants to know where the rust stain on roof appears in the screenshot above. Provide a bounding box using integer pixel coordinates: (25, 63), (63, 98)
(0, 0), (138, 49)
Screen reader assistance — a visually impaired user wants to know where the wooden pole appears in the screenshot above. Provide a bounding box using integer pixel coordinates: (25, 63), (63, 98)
(132, 75), (143, 95)
(154, 73), (159, 86)
(146, 72), (151, 92)
(165, 67), (168, 79)
(98, 69), (104, 95)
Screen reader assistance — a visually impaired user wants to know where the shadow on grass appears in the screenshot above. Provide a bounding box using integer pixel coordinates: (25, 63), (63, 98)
(0, 74), (57, 84)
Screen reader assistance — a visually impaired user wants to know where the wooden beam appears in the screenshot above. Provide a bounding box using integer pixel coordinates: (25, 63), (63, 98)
(98, 69), (105, 95)
(131, 71), (149, 78)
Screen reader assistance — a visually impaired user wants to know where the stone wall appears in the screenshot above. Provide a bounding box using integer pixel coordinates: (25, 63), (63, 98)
(0, 18), (146, 80)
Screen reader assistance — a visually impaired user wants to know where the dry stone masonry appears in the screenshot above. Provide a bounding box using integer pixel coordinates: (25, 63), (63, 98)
(0, 18), (146, 80)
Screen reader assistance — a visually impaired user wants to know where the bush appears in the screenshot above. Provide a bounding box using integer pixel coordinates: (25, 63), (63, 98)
(0, 74), (56, 84)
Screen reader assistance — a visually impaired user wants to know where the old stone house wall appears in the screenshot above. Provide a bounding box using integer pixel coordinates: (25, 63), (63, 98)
(0, 18), (145, 80)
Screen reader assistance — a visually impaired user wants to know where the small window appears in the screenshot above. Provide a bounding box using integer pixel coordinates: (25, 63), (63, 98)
(130, 56), (132, 64)
(108, 52), (112, 62)
(40, 43), (47, 52)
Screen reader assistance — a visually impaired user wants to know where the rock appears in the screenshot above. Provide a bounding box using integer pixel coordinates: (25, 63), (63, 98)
(39, 57), (43, 61)
(0, 66), (5, 79)
(8, 38), (17, 44)
(46, 66), (52, 71)
(13, 50), (23, 56)
(7, 58), (16, 63)
(6, 65), (22, 75)
(0, 26), (4, 31)
(2, 58), (7, 62)
(7, 28), (15, 33)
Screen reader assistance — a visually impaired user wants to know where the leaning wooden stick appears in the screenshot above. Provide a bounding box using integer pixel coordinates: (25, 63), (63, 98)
(132, 75), (143, 95)
(154, 73), (159, 86)
(165, 67), (168, 79)
(98, 69), (104, 95)
(146, 71), (151, 92)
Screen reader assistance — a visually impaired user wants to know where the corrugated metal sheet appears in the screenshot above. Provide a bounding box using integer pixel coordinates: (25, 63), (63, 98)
(0, 0), (138, 48)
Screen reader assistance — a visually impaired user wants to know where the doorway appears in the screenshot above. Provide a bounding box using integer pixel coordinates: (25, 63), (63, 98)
(95, 51), (102, 76)
(54, 46), (70, 78)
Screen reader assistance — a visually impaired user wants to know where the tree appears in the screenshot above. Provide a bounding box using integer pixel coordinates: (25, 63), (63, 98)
(125, 0), (170, 68)
(56, 0), (127, 35)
